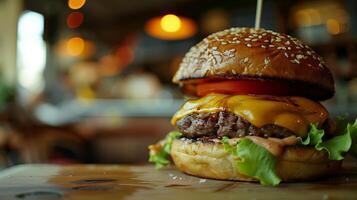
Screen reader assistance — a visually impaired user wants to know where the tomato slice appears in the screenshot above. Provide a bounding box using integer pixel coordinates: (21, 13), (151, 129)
(196, 80), (295, 97)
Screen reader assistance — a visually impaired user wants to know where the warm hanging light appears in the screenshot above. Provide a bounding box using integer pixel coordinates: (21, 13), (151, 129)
(67, 11), (84, 28)
(56, 37), (95, 58)
(145, 14), (196, 40)
(160, 14), (182, 32)
(66, 37), (84, 56)
(68, 0), (86, 10)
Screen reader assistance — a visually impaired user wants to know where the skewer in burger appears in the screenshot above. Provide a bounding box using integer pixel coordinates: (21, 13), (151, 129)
(149, 27), (357, 186)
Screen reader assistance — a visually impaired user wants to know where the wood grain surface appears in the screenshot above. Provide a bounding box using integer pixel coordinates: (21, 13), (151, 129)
(0, 159), (356, 200)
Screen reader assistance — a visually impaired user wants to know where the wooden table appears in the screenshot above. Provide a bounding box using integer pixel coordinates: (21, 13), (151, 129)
(0, 160), (356, 200)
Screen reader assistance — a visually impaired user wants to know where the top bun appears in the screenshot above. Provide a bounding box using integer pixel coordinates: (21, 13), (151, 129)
(173, 27), (334, 100)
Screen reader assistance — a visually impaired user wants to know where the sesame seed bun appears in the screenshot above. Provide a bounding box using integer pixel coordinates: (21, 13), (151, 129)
(173, 27), (334, 100)
(171, 138), (342, 182)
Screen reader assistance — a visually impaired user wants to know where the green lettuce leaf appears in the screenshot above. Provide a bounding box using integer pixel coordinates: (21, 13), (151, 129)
(299, 119), (357, 160)
(222, 137), (281, 186)
(299, 123), (324, 146)
(346, 120), (357, 157)
(149, 131), (182, 168)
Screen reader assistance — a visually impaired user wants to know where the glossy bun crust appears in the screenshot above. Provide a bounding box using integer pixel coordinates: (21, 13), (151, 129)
(173, 28), (334, 100)
(171, 139), (341, 182)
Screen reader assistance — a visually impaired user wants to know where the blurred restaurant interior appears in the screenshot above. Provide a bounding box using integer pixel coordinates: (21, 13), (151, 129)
(0, 0), (356, 168)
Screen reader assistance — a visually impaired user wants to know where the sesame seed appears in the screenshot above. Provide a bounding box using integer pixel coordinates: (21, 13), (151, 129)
(252, 39), (258, 42)
(243, 57), (249, 63)
(296, 54), (303, 59)
(269, 44), (275, 47)
(284, 53), (289, 58)
(261, 45), (266, 48)
(264, 57), (270, 65)
(244, 38), (251, 41)
(246, 44), (252, 47)
(212, 58), (217, 65)
(212, 50), (220, 55)
(199, 179), (207, 183)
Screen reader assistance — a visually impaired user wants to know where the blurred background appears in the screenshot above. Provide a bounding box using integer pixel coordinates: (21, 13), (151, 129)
(0, 0), (356, 168)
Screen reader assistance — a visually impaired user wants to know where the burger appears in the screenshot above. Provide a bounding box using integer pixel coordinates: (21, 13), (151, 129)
(148, 27), (357, 186)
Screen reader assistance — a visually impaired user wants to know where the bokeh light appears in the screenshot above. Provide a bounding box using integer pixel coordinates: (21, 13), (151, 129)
(67, 12), (84, 29)
(68, 0), (86, 10)
(66, 37), (84, 56)
(145, 14), (196, 40)
(160, 14), (181, 32)
(55, 38), (95, 58)
(326, 19), (341, 35)
(294, 8), (322, 27)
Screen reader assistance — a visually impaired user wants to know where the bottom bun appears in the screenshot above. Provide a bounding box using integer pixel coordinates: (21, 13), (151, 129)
(171, 138), (342, 182)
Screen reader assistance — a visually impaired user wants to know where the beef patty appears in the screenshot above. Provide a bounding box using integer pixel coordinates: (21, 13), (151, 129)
(175, 112), (295, 138)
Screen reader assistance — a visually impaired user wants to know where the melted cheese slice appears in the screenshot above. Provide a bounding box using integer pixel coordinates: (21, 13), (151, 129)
(172, 93), (328, 137)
